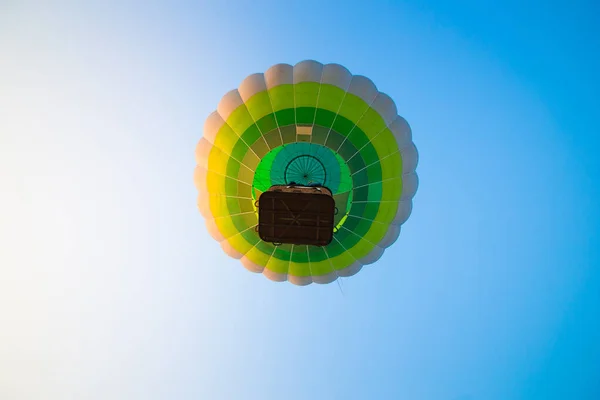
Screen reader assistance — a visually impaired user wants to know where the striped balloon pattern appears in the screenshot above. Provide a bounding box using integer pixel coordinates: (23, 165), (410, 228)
(194, 60), (418, 285)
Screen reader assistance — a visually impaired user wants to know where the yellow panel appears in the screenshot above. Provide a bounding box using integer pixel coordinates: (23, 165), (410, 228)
(214, 216), (241, 239)
(206, 170), (227, 194)
(214, 122), (241, 154)
(226, 233), (255, 256)
(207, 146), (229, 175)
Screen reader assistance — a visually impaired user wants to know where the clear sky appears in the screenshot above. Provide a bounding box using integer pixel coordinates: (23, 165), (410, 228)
(1, 1), (599, 399)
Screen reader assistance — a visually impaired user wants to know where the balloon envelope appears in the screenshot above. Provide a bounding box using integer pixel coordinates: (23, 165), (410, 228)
(194, 60), (419, 285)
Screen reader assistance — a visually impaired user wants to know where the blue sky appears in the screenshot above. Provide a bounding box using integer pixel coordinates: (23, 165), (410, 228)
(1, 1), (599, 399)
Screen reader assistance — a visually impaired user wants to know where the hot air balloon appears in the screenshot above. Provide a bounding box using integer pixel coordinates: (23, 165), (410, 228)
(194, 60), (418, 285)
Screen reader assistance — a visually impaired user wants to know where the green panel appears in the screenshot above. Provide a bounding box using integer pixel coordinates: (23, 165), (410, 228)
(240, 229), (261, 247)
(367, 181), (383, 201)
(296, 107), (316, 124)
(347, 156), (366, 175)
(360, 203), (380, 221)
(226, 106), (255, 135)
(294, 82), (320, 108)
(325, 130), (345, 151)
(265, 246), (291, 274)
(316, 84), (347, 113)
(338, 140), (358, 161)
(330, 250), (358, 271)
(374, 202), (399, 224)
(230, 139), (250, 163)
(345, 128), (370, 150)
(380, 152), (402, 180)
(290, 246), (309, 264)
(307, 247), (333, 276)
(342, 216), (360, 231)
(381, 178), (402, 201)
(269, 85), (294, 111)
(356, 107), (386, 139)
(245, 246), (273, 267)
(245, 92), (273, 121)
(366, 163), (383, 183)
(350, 218), (372, 238)
(225, 158), (242, 180)
(337, 93), (370, 123)
(240, 124), (262, 146)
(363, 222), (388, 244)
(311, 125), (330, 145)
(231, 212), (257, 230)
(256, 114), (278, 134)
(352, 169), (369, 187)
(332, 117), (356, 138)
(371, 130), (400, 159)
(275, 109), (295, 126)
(314, 108), (336, 128)
(353, 186), (369, 202)
(224, 177), (239, 196)
(360, 145), (380, 166)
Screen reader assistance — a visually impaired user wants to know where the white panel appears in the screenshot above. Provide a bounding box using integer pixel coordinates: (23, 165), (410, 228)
(205, 218), (225, 242)
(263, 268), (287, 282)
(217, 89), (244, 121)
(392, 200), (413, 225)
(293, 60), (323, 83)
(196, 192), (212, 219)
(203, 111), (225, 144)
(347, 75), (378, 104)
(238, 73), (267, 103)
(264, 63), (293, 89)
(401, 172), (419, 200)
(194, 138), (212, 168)
(401, 142), (419, 173)
(193, 166), (208, 192)
(241, 256), (264, 273)
(359, 245), (384, 265)
(287, 274), (313, 286)
(379, 224), (401, 248)
(321, 63), (352, 90)
(337, 262), (363, 277)
(389, 115), (412, 148)
(311, 271), (338, 284)
(371, 92), (398, 126)
(220, 240), (244, 259)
